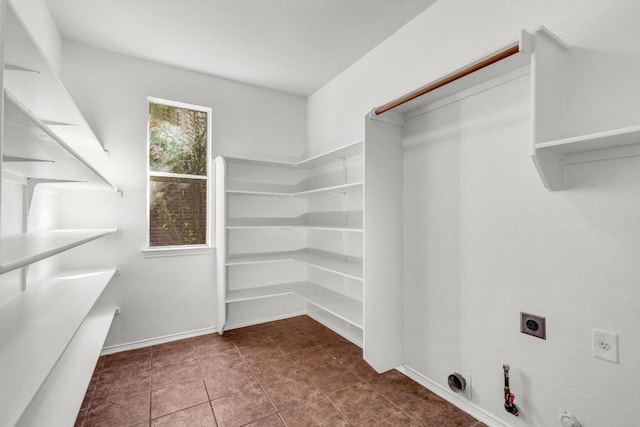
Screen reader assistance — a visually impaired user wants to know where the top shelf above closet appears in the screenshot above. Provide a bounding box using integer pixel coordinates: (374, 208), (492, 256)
(373, 31), (533, 120)
(3, 4), (107, 162)
(370, 26), (640, 191)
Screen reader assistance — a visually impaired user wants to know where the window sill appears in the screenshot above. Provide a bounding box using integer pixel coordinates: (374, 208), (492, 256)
(141, 245), (216, 258)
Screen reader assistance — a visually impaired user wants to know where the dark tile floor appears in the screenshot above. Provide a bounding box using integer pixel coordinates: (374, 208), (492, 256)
(76, 315), (486, 427)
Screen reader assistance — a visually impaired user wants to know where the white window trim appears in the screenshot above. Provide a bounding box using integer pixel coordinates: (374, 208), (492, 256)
(141, 245), (215, 258)
(145, 96), (213, 254)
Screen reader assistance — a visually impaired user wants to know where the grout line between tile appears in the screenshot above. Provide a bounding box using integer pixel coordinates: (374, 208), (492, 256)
(207, 399), (219, 427)
(80, 317), (482, 427)
(237, 340), (280, 423)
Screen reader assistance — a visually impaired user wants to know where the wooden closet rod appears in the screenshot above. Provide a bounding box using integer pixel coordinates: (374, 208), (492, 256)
(373, 43), (520, 115)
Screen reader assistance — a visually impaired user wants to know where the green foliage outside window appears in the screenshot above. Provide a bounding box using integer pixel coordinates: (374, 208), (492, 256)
(149, 103), (207, 176)
(148, 102), (209, 247)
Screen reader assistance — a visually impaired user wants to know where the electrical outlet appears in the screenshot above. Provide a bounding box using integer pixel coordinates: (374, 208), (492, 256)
(520, 312), (546, 339)
(592, 329), (618, 363)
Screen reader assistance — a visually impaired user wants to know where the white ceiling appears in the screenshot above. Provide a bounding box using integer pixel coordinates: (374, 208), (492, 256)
(44, 0), (436, 96)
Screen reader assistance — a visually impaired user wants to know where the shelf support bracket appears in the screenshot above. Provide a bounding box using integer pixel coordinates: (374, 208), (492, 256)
(4, 63), (39, 73)
(41, 119), (78, 127)
(25, 178), (84, 214)
(3, 156), (54, 163)
(20, 265), (30, 291)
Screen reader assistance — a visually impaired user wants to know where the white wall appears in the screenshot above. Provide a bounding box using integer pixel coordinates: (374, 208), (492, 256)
(307, 0), (640, 154)
(308, 1), (640, 426)
(58, 41), (306, 348)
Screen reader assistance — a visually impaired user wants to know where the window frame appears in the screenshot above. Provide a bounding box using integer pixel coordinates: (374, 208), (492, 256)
(144, 96), (213, 256)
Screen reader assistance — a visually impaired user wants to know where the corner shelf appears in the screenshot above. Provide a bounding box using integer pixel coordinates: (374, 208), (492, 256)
(227, 223), (363, 232)
(227, 281), (363, 328)
(226, 211), (363, 232)
(294, 182), (363, 197)
(0, 269), (117, 427)
(227, 181), (363, 197)
(0, 228), (118, 275)
(227, 249), (363, 281)
(216, 142), (364, 338)
(225, 140), (364, 169)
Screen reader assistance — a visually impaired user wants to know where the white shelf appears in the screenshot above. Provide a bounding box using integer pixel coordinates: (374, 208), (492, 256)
(0, 228), (118, 274)
(294, 182), (363, 197)
(226, 250), (297, 266)
(17, 305), (117, 427)
(224, 140), (363, 169)
(3, 92), (118, 190)
(226, 181), (295, 196)
(535, 125), (640, 154)
(0, 269), (117, 427)
(227, 249), (363, 281)
(227, 281), (363, 328)
(4, 4), (107, 161)
(227, 225), (363, 232)
(227, 181), (363, 197)
(532, 125), (640, 191)
(226, 218), (362, 232)
(529, 27), (640, 190)
(295, 140), (364, 168)
(295, 250), (363, 280)
(303, 225), (363, 232)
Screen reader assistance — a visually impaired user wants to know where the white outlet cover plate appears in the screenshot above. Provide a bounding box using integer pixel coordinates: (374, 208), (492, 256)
(592, 329), (618, 363)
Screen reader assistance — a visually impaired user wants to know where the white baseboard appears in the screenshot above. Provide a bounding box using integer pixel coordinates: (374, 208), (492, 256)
(101, 326), (218, 355)
(101, 307), (362, 355)
(306, 311), (363, 347)
(224, 309), (307, 331)
(399, 365), (511, 427)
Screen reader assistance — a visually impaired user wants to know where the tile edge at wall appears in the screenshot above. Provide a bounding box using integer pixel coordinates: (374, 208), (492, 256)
(399, 365), (511, 427)
(224, 310), (307, 331)
(100, 310), (309, 355)
(100, 326), (219, 355)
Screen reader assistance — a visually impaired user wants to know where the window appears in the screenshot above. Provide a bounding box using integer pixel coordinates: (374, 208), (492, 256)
(147, 97), (211, 249)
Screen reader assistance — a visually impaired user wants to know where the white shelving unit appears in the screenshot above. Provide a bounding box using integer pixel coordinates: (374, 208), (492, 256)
(0, 270), (117, 427)
(216, 141), (365, 345)
(0, 4), (120, 426)
(0, 229), (118, 274)
(226, 179), (363, 197)
(227, 281), (363, 328)
(227, 249), (363, 280)
(16, 305), (118, 427)
(217, 138), (404, 373)
(226, 215), (363, 232)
